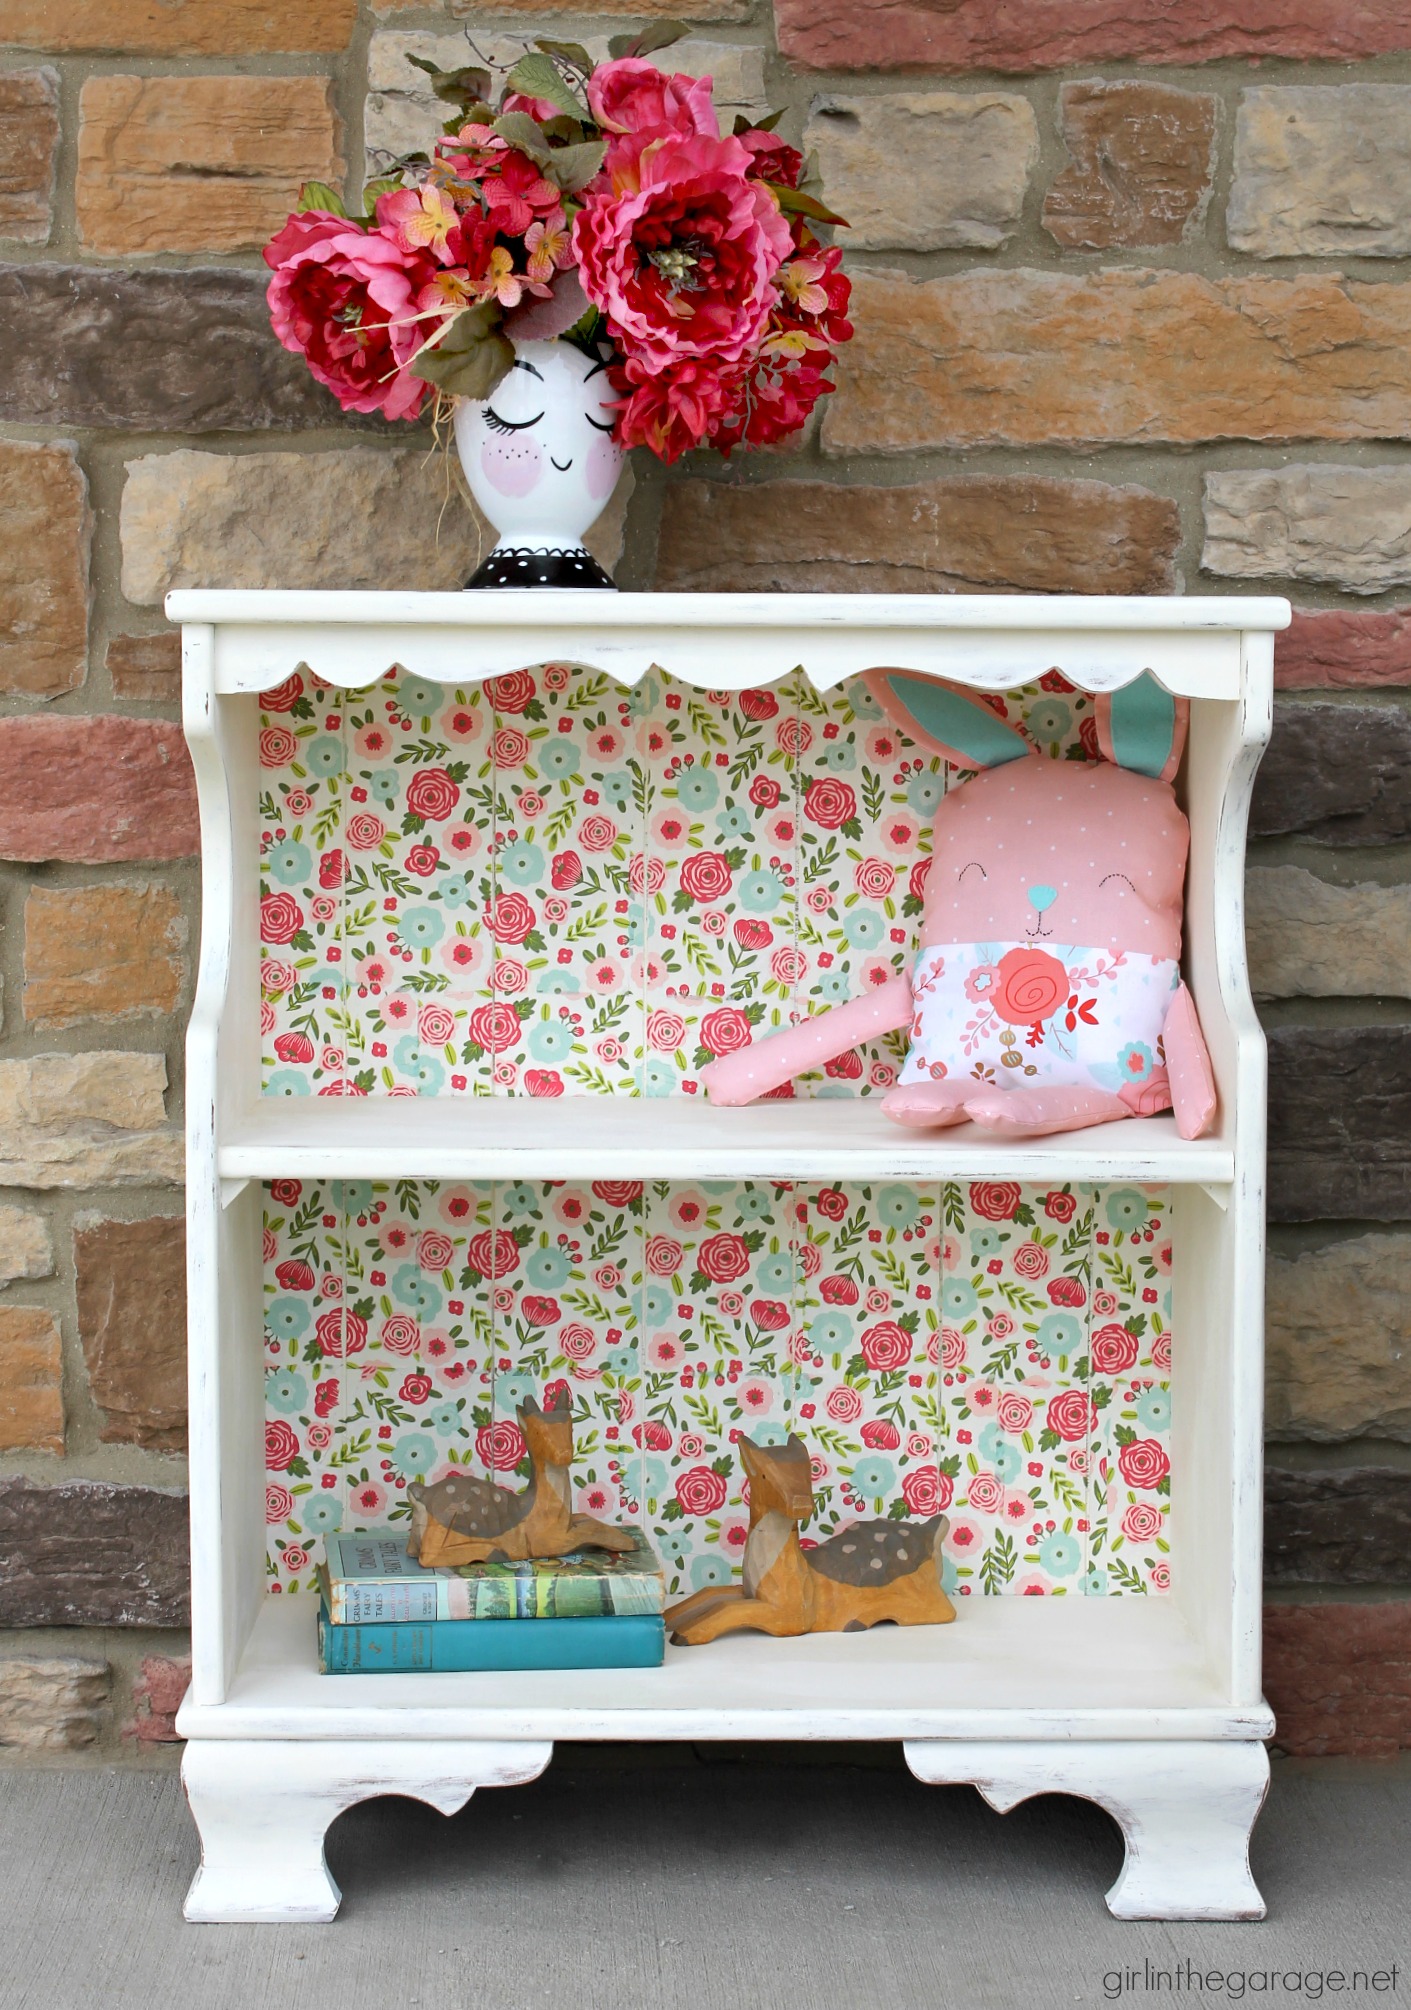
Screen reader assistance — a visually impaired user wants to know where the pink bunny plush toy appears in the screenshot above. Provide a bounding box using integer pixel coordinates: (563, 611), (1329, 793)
(701, 670), (1217, 1141)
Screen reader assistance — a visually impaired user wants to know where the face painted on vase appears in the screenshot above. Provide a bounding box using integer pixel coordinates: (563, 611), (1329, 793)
(453, 338), (624, 551)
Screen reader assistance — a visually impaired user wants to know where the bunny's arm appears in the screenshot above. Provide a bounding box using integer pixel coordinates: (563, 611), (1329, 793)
(700, 975), (914, 1107)
(1163, 982), (1217, 1141)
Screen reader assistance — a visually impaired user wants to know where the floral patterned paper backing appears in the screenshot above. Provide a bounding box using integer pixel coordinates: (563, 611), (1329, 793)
(256, 661), (1101, 1098)
(263, 1177), (1174, 1603)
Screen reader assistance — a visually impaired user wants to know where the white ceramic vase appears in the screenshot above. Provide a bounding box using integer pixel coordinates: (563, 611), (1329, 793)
(454, 338), (624, 589)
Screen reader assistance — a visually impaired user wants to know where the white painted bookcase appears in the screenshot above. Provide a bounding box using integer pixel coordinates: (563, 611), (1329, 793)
(173, 590), (1287, 1925)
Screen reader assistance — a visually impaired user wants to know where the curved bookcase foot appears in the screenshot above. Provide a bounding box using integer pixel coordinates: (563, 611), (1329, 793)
(181, 1738), (553, 1924)
(904, 1738), (1269, 1921)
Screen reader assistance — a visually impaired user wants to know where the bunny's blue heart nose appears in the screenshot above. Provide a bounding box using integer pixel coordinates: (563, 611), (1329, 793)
(1028, 885), (1057, 913)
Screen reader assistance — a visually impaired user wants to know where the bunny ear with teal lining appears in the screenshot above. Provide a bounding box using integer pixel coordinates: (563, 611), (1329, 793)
(862, 669), (1032, 769)
(1094, 674), (1188, 784)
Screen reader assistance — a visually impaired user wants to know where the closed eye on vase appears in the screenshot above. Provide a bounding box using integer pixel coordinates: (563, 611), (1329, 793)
(585, 413), (615, 434)
(484, 409), (542, 434)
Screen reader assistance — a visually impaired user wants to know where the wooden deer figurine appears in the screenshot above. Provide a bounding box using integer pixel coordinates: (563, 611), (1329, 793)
(407, 1387), (637, 1567)
(665, 1433), (956, 1645)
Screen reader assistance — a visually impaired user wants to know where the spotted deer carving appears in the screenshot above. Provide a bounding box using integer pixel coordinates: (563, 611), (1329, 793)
(665, 1433), (956, 1645)
(407, 1387), (636, 1567)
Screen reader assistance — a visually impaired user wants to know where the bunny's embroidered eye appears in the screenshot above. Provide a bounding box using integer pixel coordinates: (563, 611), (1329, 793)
(484, 409), (542, 433)
(1101, 872), (1137, 894)
(958, 861), (987, 883)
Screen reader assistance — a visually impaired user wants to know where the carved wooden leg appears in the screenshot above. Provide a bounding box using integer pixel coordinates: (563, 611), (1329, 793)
(670, 1596), (802, 1645)
(904, 1739), (1269, 1920)
(664, 1585), (745, 1635)
(182, 1739), (552, 1923)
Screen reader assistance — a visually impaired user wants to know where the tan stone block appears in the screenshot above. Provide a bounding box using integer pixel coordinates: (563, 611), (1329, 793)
(0, 1052), (181, 1189)
(1230, 86), (1411, 260)
(0, 67), (58, 244)
(656, 475), (1178, 595)
(121, 446), (631, 602)
(823, 268), (1411, 457)
(0, 1205), (53, 1288)
(0, 1658), (107, 1751)
(0, 440), (90, 699)
(372, 0), (746, 16)
(366, 31), (763, 168)
(1247, 867), (1411, 1000)
(1, 0), (355, 55)
(1267, 1233), (1411, 1441)
(75, 1216), (185, 1452)
(1203, 466), (1411, 595)
(806, 91), (1035, 252)
(1044, 80), (1216, 251)
(24, 883), (186, 1030)
(77, 75), (344, 257)
(107, 632), (181, 702)
(0, 1306), (63, 1454)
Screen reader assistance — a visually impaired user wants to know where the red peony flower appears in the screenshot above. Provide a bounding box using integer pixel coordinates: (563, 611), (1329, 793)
(634, 1419), (673, 1452)
(674, 1465), (728, 1516)
(1044, 1190), (1078, 1224)
(406, 843), (439, 877)
(802, 777), (857, 830)
(405, 766), (459, 820)
(969, 1181), (1022, 1222)
(587, 57), (718, 140)
(990, 947), (1068, 1026)
(260, 891), (305, 945)
(902, 1464), (952, 1516)
(488, 891), (536, 943)
(417, 1229), (454, 1271)
(815, 1187), (848, 1222)
(264, 211), (433, 422)
(275, 1259), (315, 1292)
(700, 1007), (752, 1057)
(733, 918), (772, 951)
(266, 1483), (294, 1523)
(379, 1315), (420, 1356)
(525, 1069), (564, 1097)
(265, 1419), (300, 1471)
(855, 857), (895, 900)
(273, 1031), (314, 1065)
(466, 1002), (522, 1054)
(739, 689), (779, 721)
(269, 1179), (302, 1207)
(1048, 1275), (1086, 1308)
(697, 1232), (751, 1283)
(259, 726), (297, 768)
(749, 1299), (790, 1332)
(1012, 1242), (1048, 1280)
(1091, 1323), (1140, 1376)
(645, 1234), (684, 1277)
(1118, 1438), (1170, 1490)
(861, 1320), (912, 1373)
(318, 848), (344, 889)
(995, 1391), (1034, 1434)
(345, 812), (385, 851)
(522, 1294), (562, 1327)
(551, 849), (583, 890)
(477, 1420), (527, 1472)
(591, 1181), (643, 1207)
(678, 850), (733, 902)
(820, 1274), (859, 1305)
(259, 673), (305, 714)
(967, 1472), (1004, 1515)
(749, 775), (781, 809)
(1122, 1501), (1163, 1541)
(486, 670), (536, 714)
(418, 1004), (456, 1048)
(909, 856), (932, 904)
(861, 1419), (901, 1450)
(466, 1228), (519, 1279)
(1046, 1388), (1092, 1443)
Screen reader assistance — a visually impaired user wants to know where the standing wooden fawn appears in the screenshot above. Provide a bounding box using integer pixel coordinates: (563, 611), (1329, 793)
(665, 1435), (956, 1645)
(407, 1387), (637, 1567)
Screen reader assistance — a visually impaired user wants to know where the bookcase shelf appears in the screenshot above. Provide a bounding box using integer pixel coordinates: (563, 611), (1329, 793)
(176, 590), (1284, 1929)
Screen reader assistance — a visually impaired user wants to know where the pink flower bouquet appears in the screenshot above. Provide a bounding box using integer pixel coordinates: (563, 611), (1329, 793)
(264, 24), (852, 462)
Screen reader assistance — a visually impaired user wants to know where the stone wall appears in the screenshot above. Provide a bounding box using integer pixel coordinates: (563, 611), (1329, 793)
(1, 0), (1409, 1761)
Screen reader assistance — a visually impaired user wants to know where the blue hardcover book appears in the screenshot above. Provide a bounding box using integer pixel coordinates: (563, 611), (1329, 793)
(317, 1600), (665, 1674)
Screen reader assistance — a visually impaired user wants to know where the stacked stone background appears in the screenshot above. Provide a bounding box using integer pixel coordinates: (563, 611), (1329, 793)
(0, 0), (1409, 1762)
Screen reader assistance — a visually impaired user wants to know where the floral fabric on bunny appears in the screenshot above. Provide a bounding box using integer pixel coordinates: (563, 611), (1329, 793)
(897, 941), (1181, 1110)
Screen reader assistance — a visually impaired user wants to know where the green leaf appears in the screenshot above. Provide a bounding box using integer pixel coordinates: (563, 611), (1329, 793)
(533, 37), (594, 75)
(410, 303), (515, 401)
(732, 108), (783, 136)
(607, 18), (689, 59)
(506, 52), (590, 123)
(405, 55), (494, 108)
(491, 111), (556, 167)
(361, 175), (402, 217)
(764, 181), (848, 228)
(297, 180), (346, 217)
(544, 138), (607, 195)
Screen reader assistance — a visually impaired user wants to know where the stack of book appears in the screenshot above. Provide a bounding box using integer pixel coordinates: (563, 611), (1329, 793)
(316, 1526), (666, 1673)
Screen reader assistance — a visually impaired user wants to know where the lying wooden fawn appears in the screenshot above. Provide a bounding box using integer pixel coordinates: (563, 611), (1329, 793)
(665, 1433), (956, 1645)
(408, 1386), (636, 1567)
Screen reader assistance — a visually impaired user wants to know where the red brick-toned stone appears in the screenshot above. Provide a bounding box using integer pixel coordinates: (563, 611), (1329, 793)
(1, 0), (356, 56)
(74, 1216), (186, 1452)
(76, 75), (343, 256)
(0, 67), (59, 244)
(1043, 81), (1216, 250)
(0, 717), (197, 862)
(775, 0), (1411, 73)
(106, 633), (180, 701)
(0, 440), (90, 699)
(125, 1654), (190, 1744)
(823, 268), (1411, 456)
(1264, 1601), (1411, 1758)
(1277, 608), (1411, 689)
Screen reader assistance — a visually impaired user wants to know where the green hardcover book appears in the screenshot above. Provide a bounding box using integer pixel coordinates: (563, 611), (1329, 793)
(317, 1599), (665, 1674)
(321, 1526), (664, 1625)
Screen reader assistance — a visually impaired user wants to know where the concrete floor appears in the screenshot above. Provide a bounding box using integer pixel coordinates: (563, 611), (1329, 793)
(1, 1749), (1407, 2010)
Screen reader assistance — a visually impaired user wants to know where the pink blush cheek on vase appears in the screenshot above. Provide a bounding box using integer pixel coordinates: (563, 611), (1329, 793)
(480, 438), (543, 499)
(585, 433), (620, 502)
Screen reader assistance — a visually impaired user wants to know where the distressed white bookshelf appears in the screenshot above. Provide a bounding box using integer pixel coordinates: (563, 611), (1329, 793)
(174, 590), (1287, 1925)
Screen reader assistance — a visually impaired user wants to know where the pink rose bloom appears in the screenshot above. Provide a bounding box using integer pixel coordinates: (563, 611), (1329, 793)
(573, 131), (791, 372)
(587, 58), (719, 140)
(265, 211), (434, 421)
